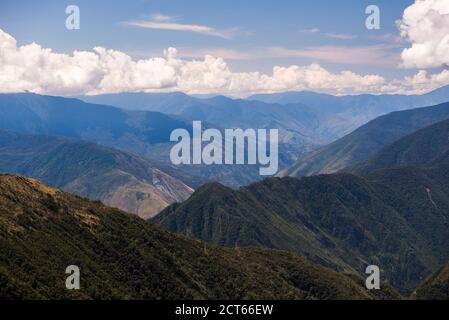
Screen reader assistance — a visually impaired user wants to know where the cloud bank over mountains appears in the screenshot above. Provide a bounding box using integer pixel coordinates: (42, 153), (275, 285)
(0, 0), (448, 97)
(0, 29), (385, 96)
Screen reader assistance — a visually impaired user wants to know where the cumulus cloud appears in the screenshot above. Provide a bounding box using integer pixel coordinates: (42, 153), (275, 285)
(400, 69), (449, 93)
(0, 28), (448, 97)
(399, 0), (449, 68)
(0, 29), (180, 95)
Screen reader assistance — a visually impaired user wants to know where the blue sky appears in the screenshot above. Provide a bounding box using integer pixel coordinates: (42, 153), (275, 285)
(0, 0), (412, 72)
(0, 0), (448, 97)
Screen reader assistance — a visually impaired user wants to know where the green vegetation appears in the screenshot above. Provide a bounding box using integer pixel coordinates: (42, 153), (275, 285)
(155, 163), (449, 294)
(2, 93), (449, 299)
(350, 118), (449, 175)
(155, 116), (449, 295)
(0, 174), (397, 300)
(0, 130), (193, 218)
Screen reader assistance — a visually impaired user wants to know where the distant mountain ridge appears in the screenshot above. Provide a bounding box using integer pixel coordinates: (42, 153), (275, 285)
(0, 93), (267, 187)
(0, 130), (193, 218)
(349, 117), (449, 175)
(80, 93), (329, 167)
(249, 85), (449, 113)
(0, 92), (191, 148)
(80, 86), (449, 170)
(81, 93), (327, 142)
(282, 102), (449, 177)
(78, 92), (205, 113)
(251, 85), (449, 139)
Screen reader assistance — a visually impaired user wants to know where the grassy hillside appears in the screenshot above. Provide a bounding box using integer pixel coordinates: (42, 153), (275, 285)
(0, 174), (397, 300)
(154, 163), (449, 294)
(282, 102), (449, 177)
(414, 262), (449, 300)
(0, 130), (193, 218)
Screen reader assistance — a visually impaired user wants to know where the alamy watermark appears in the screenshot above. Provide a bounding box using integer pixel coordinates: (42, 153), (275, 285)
(65, 5), (80, 30)
(65, 265), (80, 290)
(170, 121), (279, 176)
(365, 265), (380, 290)
(366, 5), (380, 30)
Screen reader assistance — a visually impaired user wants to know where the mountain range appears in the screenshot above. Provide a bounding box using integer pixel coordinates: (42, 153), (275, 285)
(81, 92), (328, 145)
(349, 117), (449, 175)
(2, 88), (449, 299)
(0, 93), (268, 187)
(282, 101), (449, 177)
(249, 84), (449, 118)
(80, 85), (449, 162)
(5, 89), (449, 188)
(154, 115), (449, 294)
(0, 93), (193, 147)
(0, 130), (193, 218)
(81, 86), (449, 142)
(0, 174), (398, 300)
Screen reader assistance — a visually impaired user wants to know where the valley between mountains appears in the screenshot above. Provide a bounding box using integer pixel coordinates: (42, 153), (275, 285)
(2, 88), (449, 299)
(0, 174), (398, 300)
(154, 115), (449, 295)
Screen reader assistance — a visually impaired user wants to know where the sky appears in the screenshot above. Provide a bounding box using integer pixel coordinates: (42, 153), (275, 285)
(0, 0), (449, 97)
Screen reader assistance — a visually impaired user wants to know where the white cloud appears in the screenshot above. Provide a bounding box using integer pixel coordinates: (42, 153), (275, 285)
(0, 28), (448, 97)
(400, 69), (449, 93)
(123, 15), (234, 39)
(324, 33), (358, 40)
(299, 28), (320, 34)
(150, 13), (173, 22)
(399, 0), (449, 68)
